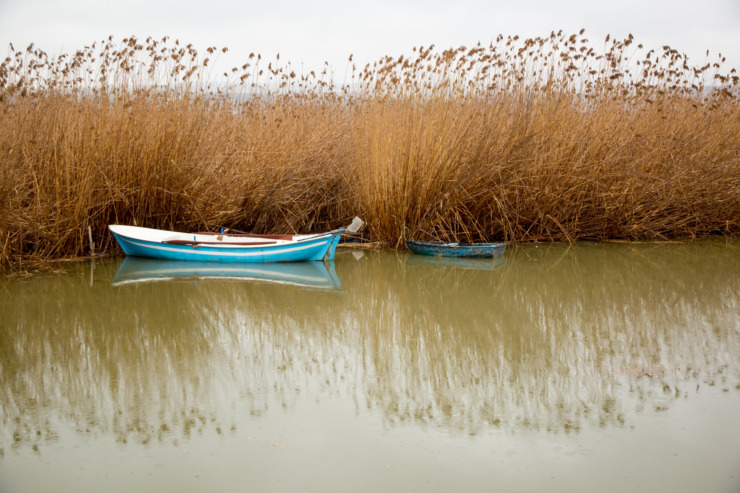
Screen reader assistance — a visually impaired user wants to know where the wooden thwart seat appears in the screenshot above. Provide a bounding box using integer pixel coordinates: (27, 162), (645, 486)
(163, 239), (277, 246)
(194, 232), (294, 241)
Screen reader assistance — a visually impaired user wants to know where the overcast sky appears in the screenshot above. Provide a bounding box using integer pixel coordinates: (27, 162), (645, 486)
(1, 0), (739, 75)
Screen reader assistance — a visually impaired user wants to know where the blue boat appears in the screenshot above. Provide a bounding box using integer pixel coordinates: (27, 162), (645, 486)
(111, 257), (341, 290)
(406, 240), (506, 258)
(109, 224), (347, 263)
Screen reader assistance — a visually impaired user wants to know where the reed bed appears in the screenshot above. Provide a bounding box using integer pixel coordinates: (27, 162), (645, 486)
(1, 32), (738, 267)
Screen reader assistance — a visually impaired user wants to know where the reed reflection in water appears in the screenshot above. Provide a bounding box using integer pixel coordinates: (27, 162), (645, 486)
(1, 241), (739, 491)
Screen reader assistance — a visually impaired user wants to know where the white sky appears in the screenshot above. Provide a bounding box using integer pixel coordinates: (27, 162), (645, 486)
(1, 0), (739, 76)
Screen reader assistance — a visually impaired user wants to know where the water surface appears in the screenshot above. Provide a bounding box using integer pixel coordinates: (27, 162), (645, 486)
(1, 241), (739, 492)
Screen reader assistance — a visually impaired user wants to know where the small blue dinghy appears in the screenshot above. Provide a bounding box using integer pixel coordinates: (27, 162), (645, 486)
(406, 240), (506, 258)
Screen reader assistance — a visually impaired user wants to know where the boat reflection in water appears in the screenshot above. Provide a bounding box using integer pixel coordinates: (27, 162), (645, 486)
(404, 251), (506, 270)
(112, 256), (341, 290)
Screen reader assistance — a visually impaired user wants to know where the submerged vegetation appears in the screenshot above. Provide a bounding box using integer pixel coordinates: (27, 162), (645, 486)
(0, 31), (738, 267)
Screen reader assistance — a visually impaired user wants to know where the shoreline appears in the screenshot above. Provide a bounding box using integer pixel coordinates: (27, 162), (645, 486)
(3, 235), (736, 274)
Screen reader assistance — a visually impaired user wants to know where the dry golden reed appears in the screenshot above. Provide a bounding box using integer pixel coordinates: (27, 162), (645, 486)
(1, 32), (739, 267)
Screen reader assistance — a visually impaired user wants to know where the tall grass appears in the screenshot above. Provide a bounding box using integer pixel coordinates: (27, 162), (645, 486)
(1, 32), (738, 267)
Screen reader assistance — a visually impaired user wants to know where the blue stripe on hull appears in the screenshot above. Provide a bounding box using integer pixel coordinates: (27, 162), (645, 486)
(112, 231), (341, 263)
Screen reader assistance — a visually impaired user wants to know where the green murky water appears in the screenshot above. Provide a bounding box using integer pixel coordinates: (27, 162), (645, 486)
(1, 241), (739, 492)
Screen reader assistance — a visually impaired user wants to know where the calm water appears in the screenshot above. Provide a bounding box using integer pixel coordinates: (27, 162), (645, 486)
(1, 241), (739, 492)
